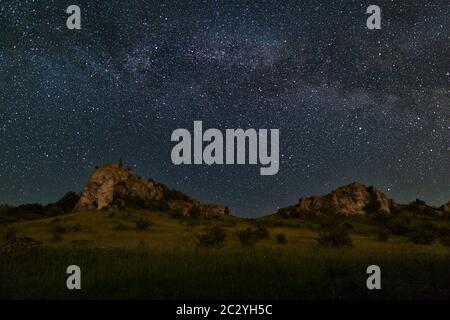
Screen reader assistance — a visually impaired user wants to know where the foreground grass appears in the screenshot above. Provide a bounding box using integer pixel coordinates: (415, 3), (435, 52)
(1, 209), (449, 299)
(1, 247), (450, 300)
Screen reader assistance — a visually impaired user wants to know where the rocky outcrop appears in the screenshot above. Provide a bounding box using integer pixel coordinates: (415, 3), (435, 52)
(75, 163), (227, 217)
(279, 182), (394, 216)
(440, 201), (450, 214)
(75, 163), (165, 210)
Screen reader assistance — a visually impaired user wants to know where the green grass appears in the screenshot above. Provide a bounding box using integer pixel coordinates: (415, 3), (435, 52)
(0, 209), (449, 299)
(1, 247), (449, 299)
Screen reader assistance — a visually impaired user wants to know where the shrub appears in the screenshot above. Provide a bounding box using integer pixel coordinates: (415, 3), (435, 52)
(4, 226), (17, 242)
(363, 198), (381, 214)
(51, 223), (66, 234)
(196, 225), (226, 247)
(45, 205), (65, 216)
(408, 223), (439, 245)
(236, 227), (259, 246)
(343, 222), (353, 230)
(254, 225), (270, 239)
(163, 187), (191, 202)
(188, 206), (202, 218)
(418, 222), (439, 234)
(135, 218), (151, 231)
(376, 229), (389, 242)
(58, 192), (79, 209)
(439, 236), (450, 247)
(66, 223), (82, 232)
(386, 216), (411, 235)
(276, 233), (288, 244)
(236, 226), (270, 246)
(409, 230), (436, 245)
(318, 226), (352, 247)
(169, 209), (185, 219)
(113, 222), (127, 231)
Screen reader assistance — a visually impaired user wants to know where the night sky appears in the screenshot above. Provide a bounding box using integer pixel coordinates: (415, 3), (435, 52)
(0, 0), (448, 217)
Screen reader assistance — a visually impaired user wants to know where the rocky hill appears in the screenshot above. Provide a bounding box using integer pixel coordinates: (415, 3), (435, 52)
(75, 163), (227, 217)
(440, 201), (450, 214)
(277, 182), (395, 216)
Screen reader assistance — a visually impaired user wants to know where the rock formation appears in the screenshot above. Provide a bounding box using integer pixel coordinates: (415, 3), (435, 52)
(278, 182), (395, 216)
(440, 201), (450, 214)
(75, 163), (227, 217)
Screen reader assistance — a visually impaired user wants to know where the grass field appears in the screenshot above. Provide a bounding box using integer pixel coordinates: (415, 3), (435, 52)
(1, 209), (449, 299)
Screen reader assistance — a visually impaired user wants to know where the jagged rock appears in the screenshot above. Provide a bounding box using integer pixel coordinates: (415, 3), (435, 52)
(0, 237), (43, 254)
(281, 182), (394, 216)
(440, 201), (450, 214)
(198, 204), (228, 217)
(75, 163), (165, 210)
(75, 163), (228, 217)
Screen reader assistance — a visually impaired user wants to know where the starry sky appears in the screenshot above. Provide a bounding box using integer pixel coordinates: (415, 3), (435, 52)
(0, 0), (449, 217)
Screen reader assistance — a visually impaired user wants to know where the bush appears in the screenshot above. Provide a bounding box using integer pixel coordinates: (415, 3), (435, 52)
(363, 198), (381, 214)
(113, 222), (127, 231)
(236, 227), (259, 246)
(44, 205), (65, 216)
(439, 236), (450, 247)
(196, 225), (226, 247)
(66, 223), (82, 232)
(376, 229), (390, 242)
(135, 218), (151, 231)
(236, 226), (270, 246)
(4, 226), (17, 242)
(169, 209), (185, 219)
(386, 216), (411, 235)
(409, 230), (436, 245)
(318, 226), (352, 247)
(254, 225), (269, 239)
(408, 223), (439, 245)
(51, 223), (66, 234)
(188, 206), (202, 218)
(276, 233), (288, 244)
(343, 222), (353, 230)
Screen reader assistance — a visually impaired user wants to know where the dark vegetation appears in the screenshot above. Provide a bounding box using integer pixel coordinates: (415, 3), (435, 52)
(235, 225), (270, 246)
(0, 192), (79, 224)
(1, 248), (450, 299)
(4, 226), (17, 242)
(135, 218), (151, 231)
(110, 196), (170, 212)
(276, 233), (288, 244)
(274, 201), (450, 247)
(376, 229), (389, 242)
(318, 226), (353, 247)
(195, 225), (226, 247)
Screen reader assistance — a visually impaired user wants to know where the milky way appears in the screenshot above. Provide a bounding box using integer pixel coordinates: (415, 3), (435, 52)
(0, 0), (449, 216)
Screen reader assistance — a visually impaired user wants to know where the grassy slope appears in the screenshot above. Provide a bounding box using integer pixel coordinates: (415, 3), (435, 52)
(1, 210), (450, 299)
(1, 209), (449, 253)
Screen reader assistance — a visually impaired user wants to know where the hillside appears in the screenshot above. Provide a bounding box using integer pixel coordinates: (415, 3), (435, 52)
(1, 169), (450, 300)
